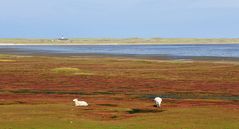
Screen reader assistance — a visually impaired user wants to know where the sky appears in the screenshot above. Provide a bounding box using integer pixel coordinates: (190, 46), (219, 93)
(0, 0), (239, 38)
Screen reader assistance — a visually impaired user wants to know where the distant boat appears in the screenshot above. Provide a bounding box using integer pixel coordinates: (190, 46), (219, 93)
(58, 35), (68, 40)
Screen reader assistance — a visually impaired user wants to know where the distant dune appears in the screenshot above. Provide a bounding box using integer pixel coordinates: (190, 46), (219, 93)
(1, 38), (239, 45)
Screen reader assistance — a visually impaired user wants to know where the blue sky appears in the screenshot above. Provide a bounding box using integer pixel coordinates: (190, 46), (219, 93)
(0, 0), (239, 38)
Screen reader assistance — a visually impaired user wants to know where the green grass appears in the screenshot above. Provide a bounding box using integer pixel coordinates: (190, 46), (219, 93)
(0, 59), (15, 62)
(51, 67), (81, 73)
(0, 104), (238, 129)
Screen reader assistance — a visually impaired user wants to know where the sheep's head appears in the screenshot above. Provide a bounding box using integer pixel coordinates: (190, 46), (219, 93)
(73, 98), (78, 102)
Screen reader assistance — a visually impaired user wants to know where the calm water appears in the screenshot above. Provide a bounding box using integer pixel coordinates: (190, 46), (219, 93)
(0, 44), (239, 59)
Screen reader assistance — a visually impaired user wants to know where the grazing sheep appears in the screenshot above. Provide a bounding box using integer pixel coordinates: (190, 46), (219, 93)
(73, 98), (88, 107)
(154, 97), (162, 107)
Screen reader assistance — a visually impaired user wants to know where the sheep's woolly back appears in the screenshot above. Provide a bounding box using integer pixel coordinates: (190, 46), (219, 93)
(154, 97), (162, 107)
(154, 97), (162, 102)
(73, 98), (88, 107)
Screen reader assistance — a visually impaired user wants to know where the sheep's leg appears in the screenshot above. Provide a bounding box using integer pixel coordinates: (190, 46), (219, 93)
(156, 102), (161, 107)
(155, 102), (158, 107)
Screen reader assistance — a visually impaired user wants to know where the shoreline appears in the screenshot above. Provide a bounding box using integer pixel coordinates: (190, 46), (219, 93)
(1, 42), (239, 45)
(1, 52), (239, 63)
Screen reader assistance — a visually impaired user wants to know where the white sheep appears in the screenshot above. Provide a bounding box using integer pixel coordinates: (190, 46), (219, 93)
(154, 97), (162, 107)
(73, 98), (88, 107)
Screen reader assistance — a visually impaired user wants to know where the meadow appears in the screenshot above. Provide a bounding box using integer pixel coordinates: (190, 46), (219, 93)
(0, 54), (238, 129)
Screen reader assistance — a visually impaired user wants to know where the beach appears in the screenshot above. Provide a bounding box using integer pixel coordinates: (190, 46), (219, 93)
(1, 38), (239, 45)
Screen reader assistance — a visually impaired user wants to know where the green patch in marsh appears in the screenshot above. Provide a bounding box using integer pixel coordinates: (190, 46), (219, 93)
(0, 104), (238, 129)
(51, 67), (81, 73)
(0, 54), (12, 58)
(51, 67), (94, 75)
(0, 59), (16, 62)
(0, 54), (16, 62)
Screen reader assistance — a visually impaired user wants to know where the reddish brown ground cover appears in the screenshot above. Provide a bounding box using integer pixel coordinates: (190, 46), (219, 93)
(0, 55), (238, 119)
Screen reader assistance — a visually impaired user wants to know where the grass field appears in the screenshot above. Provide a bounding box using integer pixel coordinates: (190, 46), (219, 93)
(1, 104), (238, 129)
(1, 38), (239, 45)
(0, 55), (238, 129)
